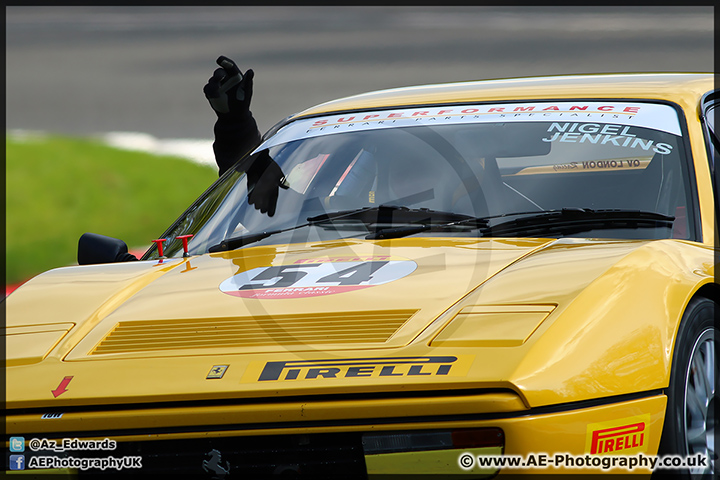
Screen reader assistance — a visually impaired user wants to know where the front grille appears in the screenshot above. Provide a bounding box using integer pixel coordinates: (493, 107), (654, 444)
(90, 310), (416, 355)
(74, 432), (367, 478)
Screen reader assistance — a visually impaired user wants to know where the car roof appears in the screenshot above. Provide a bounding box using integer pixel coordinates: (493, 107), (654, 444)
(292, 73), (713, 119)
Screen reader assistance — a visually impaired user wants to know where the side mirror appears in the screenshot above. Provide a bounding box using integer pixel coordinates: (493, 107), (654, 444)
(78, 233), (138, 265)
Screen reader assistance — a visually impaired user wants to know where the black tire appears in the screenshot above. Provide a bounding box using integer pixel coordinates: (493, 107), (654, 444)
(657, 296), (717, 478)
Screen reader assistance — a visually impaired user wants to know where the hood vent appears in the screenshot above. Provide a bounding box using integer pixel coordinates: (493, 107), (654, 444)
(89, 310), (417, 355)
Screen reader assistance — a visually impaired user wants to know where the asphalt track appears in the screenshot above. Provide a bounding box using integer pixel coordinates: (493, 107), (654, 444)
(6, 6), (714, 139)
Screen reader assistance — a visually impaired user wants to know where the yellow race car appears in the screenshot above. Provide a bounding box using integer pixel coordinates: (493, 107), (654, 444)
(6, 73), (718, 478)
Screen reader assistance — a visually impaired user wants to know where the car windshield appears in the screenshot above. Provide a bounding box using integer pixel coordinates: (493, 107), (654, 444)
(151, 101), (694, 259)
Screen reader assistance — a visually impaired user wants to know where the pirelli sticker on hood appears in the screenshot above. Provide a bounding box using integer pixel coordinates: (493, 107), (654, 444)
(257, 102), (682, 151)
(240, 355), (475, 383)
(219, 255), (416, 299)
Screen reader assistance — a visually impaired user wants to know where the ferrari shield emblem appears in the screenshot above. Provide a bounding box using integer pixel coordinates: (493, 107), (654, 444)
(206, 365), (229, 379)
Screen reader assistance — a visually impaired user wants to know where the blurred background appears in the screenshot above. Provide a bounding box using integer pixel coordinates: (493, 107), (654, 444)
(7, 6), (714, 136)
(5, 6), (714, 288)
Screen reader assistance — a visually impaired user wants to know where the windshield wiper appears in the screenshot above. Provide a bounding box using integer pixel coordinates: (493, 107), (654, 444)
(309, 205), (489, 240)
(208, 207), (674, 252)
(209, 205), (488, 252)
(478, 208), (675, 238)
(208, 228), (296, 252)
(307, 204), (480, 226)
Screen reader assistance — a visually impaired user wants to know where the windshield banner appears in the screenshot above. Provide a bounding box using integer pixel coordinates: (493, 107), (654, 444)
(257, 102), (682, 152)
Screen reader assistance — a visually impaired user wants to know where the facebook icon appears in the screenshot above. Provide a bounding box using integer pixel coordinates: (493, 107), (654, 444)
(9, 455), (25, 470)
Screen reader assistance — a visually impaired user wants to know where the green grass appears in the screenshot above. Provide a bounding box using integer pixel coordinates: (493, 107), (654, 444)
(6, 134), (218, 285)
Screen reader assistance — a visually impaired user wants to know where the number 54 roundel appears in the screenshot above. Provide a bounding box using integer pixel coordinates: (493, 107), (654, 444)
(219, 258), (417, 299)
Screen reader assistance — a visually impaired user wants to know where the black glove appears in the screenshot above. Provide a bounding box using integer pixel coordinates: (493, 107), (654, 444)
(205, 55), (263, 176)
(245, 150), (289, 217)
(203, 56), (254, 121)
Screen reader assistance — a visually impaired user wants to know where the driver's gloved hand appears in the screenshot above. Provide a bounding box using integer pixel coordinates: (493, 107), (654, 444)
(203, 56), (254, 121)
(204, 55), (262, 176)
(245, 150), (289, 217)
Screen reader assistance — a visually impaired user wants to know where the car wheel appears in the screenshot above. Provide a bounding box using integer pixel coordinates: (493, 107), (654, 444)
(658, 297), (717, 478)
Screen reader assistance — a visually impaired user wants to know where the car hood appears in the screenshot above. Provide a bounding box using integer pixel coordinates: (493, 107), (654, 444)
(6, 237), (702, 409)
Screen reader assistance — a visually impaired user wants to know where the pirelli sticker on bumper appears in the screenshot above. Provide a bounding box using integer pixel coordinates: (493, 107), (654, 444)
(585, 414), (651, 455)
(241, 355), (474, 383)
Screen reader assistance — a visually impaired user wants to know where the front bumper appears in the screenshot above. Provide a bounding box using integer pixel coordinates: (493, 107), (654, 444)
(5, 393), (666, 477)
